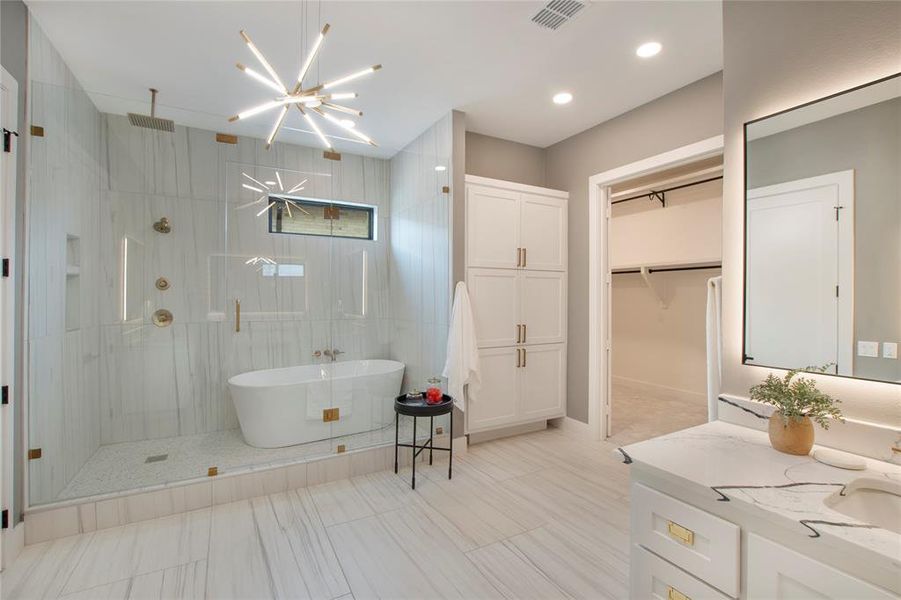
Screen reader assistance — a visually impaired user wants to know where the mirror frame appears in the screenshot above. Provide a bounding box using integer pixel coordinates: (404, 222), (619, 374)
(741, 71), (901, 384)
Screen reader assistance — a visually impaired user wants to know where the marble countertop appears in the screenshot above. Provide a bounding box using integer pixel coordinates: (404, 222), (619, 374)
(620, 421), (901, 566)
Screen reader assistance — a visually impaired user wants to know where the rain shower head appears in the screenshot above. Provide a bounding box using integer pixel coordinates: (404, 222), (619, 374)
(127, 88), (175, 132)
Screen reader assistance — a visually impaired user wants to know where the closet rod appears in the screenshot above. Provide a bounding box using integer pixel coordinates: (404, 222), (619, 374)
(612, 264), (722, 275)
(611, 175), (723, 206)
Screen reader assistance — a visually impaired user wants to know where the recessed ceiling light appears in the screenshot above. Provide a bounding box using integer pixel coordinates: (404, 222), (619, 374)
(435, 165), (447, 172)
(552, 92), (573, 105)
(636, 41), (662, 58)
(339, 119), (355, 129)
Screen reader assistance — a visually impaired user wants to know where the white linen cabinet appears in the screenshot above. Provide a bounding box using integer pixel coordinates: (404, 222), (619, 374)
(464, 175), (568, 434)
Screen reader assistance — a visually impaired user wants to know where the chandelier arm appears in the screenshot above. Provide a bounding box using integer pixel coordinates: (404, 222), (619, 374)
(321, 102), (363, 117)
(297, 23), (330, 87)
(240, 30), (287, 93)
(265, 106), (290, 149)
(312, 107), (377, 147)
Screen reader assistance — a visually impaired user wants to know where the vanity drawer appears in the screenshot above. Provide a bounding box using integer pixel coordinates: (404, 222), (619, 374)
(632, 544), (730, 600)
(631, 483), (740, 597)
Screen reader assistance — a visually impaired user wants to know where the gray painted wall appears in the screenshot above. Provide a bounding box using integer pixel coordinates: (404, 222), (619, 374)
(747, 98), (900, 383)
(545, 72), (723, 422)
(1, 0), (28, 524)
(465, 131), (547, 188)
(722, 1), (901, 426)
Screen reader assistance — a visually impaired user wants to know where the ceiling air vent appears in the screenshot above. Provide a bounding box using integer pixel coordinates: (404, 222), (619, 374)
(531, 0), (586, 31)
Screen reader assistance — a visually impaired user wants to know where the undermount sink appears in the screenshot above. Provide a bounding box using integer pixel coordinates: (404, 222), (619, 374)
(824, 478), (901, 534)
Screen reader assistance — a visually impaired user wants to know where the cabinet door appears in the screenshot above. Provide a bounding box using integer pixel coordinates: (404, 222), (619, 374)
(519, 343), (565, 420)
(631, 545), (729, 600)
(520, 193), (566, 271)
(466, 185), (521, 269)
(467, 268), (519, 348)
(520, 270), (565, 345)
(747, 534), (896, 599)
(467, 347), (520, 432)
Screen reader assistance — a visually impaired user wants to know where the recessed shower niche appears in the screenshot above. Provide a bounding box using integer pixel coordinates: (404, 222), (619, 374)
(65, 234), (80, 331)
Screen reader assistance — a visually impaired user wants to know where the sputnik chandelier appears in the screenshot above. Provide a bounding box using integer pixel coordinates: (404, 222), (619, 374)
(229, 22), (380, 150)
(239, 170), (313, 217)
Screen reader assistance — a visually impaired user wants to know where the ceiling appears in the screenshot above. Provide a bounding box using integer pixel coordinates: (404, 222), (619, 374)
(25, 1), (723, 158)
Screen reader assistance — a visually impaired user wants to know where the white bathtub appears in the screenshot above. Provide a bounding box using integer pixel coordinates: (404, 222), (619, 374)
(228, 360), (405, 448)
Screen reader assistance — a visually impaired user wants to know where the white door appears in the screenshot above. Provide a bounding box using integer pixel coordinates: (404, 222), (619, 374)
(466, 185), (520, 269)
(520, 270), (566, 345)
(747, 534), (896, 599)
(0, 67), (18, 567)
(746, 171), (853, 375)
(519, 344), (565, 420)
(467, 268), (519, 348)
(467, 347), (520, 432)
(520, 193), (566, 271)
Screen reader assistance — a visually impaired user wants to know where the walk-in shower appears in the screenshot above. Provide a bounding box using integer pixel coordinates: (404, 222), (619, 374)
(24, 33), (452, 507)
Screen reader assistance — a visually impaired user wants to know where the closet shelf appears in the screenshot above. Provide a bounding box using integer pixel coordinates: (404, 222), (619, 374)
(611, 260), (722, 310)
(611, 259), (722, 274)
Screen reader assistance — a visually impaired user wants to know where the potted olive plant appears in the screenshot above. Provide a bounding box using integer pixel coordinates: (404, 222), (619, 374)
(749, 366), (843, 455)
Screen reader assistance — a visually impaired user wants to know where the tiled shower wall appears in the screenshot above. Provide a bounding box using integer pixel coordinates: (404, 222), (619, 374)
(388, 115), (452, 394)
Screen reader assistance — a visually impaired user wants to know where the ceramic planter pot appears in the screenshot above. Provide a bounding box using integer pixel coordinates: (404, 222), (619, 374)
(768, 411), (814, 455)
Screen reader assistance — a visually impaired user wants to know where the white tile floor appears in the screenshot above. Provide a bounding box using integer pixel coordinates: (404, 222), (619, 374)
(55, 420), (427, 503)
(3, 427), (632, 600)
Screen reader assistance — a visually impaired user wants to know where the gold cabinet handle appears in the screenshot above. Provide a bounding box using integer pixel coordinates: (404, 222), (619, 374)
(667, 586), (690, 600)
(522, 347), (526, 367)
(515, 247), (521, 267)
(516, 324), (522, 344)
(666, 520), (694, 546)
(235, 299), (241, 332)
(522, 247), (526, 268)
(516, 348), (521, 368)
(522, 323), (526, 343)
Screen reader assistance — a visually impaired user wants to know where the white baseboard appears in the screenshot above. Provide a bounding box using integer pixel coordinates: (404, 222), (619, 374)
(468, 420), (547, 445)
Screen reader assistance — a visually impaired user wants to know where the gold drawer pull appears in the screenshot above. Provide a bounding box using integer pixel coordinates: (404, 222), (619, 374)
(667, 520), (695, 546)
(522, 347), (526, 367)
(516, 247), (522, 267)
(667, 585), (691, 600)
(516, 348), (522, 368)
(516, 324), (522, 344)
(522, 247), (527, 267)
(522, 323), (526, 343)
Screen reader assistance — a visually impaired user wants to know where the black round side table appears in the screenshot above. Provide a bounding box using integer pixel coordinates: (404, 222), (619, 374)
(394, 393), (453, 489)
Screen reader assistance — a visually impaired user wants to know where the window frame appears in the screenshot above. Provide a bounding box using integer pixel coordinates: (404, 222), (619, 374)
(268, 194), (376, 241)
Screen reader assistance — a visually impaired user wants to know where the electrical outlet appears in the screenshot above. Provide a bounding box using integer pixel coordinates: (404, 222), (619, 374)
(883, 342), (898, 360)
(857, 341), (879, 358)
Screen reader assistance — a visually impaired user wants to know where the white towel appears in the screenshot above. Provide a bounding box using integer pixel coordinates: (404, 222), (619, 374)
(443, 281), (480, 412)
(705, 276), (723, 421)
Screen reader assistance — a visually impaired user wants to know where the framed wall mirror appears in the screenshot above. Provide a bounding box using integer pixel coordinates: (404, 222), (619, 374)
(743, 73), (901, 384)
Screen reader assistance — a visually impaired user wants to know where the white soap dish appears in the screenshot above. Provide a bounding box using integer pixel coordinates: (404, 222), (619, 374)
(813, 448), (866, 470)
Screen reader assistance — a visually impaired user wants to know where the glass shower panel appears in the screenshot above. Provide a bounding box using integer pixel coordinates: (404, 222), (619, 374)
(224, 160), (336, 465)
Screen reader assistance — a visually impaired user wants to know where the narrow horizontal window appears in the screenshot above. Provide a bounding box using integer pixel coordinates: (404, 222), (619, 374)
(269, 196), (375, 240)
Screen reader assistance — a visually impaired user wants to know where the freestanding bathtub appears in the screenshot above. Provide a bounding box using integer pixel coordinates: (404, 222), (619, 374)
(228, 360), (405, 448)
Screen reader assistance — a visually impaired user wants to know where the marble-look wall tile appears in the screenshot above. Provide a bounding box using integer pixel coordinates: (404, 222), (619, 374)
(388, 114), (453, 394)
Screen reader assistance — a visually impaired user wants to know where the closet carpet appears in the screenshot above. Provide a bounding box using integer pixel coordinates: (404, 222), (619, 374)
(2, 427), (632, 600)
(608, 377), (709, 446)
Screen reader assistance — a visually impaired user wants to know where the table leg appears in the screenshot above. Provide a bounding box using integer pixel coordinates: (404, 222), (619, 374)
(448, 408), (453, 480)
(394, 411), (399, 474)
(412, 416), (417, 489)
(429, 416), (434, 465)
